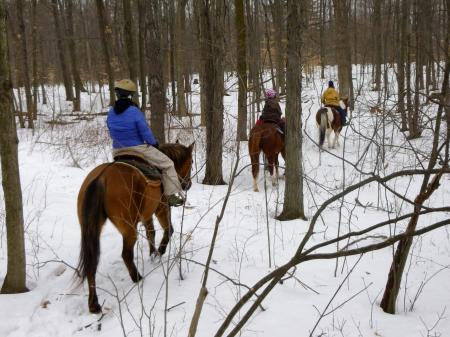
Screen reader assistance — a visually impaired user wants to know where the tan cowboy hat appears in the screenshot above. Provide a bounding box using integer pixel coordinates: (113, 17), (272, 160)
(114, 79), (137, 92)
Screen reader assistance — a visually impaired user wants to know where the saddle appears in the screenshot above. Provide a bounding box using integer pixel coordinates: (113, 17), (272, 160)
(256, 119), (284, 135)
(113, 149), (162, 181)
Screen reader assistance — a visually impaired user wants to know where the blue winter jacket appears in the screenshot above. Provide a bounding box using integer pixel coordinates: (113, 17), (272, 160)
(107, 103), (157, 149)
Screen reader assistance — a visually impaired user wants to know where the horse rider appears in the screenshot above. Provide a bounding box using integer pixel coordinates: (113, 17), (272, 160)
(259, 89), (285, 133)
(321, 80), (348, 126)
(106, 79), (185, 207)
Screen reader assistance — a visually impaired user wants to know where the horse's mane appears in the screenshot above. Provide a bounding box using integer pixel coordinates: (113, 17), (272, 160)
(159, 143), (191, 167)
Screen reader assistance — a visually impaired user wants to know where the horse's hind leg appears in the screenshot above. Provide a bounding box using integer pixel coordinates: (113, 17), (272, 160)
(267, 154), (277, 186)
(250, 152), (260, 192)
(117, 221), (142, 282)
(155, 204), (173, 256)
(143, 217), (157, 256)
(87, 270), (101, 313)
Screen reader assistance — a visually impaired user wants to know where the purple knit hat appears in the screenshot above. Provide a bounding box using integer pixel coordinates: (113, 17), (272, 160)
(265, 89), (277, 99)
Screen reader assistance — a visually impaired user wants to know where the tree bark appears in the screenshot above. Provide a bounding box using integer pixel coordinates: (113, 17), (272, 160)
(16, 0), (34, 128)
(396, 0), (408, 131)
(175, 0), (188, 116)
(147, 0), (166, 143)
(277, 0), (306, 221)
(51, 0), (74, 102)
(65, 0), (83, 111)
(333, 0), (354, 108)
(137, 0), (147, 110)
(199, 0), (226, 185)
(373, 0), (382, 91)
(95, 0), (115, 105)
(235, 0), (248, 141)
(122, 0), (138, 86)
(0, 0), (28, 294)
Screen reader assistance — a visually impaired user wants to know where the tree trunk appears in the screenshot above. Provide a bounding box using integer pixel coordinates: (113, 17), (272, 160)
(31, 0), (38, 119)
(272, 0), (285, 93)
(373, 0), (382, 91)
(65, 0), (83, 111)
(147, 0), (166, 143)
(236, 0), (248, 141)
(16, 0), (34, 128)
(397, 0), (408, 131)
(277, 0), (306, 221)
(137, 0), (147, 110)
(199, 0), (226, 185)
(175, 0), (188, 116)
(95, 0), (115, 105)
(51, 0), (74, 102)
(122, 0), (138, 86)
(333, 0), (354, 108)
(0, 0), (28, 294)
(380, 63), (449, 314)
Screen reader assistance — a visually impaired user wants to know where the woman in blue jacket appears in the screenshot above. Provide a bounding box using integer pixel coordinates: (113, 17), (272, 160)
(107, 79), (184, 207)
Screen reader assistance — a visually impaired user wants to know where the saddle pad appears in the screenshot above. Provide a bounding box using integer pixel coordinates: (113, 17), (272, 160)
(114, 156), (162, 181)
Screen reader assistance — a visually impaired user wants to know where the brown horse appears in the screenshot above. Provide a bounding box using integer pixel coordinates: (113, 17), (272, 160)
(248, 122), (285, 192)
(315, 98), (349, 149)
(76, 142), (194, 313)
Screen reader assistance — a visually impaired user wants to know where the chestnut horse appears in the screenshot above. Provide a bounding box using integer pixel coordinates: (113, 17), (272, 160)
(76, 142), (194, 313)
(315, 98), (349, 149)
(248, 122), (285, 192)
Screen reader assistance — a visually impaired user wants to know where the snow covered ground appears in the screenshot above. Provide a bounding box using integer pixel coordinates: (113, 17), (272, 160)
(1, 66), (449, 337)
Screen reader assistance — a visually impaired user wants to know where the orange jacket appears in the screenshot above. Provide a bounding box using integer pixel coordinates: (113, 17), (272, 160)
(321, 87), (340, 106)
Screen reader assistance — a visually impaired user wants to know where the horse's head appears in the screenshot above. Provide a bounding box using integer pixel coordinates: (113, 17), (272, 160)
(159, 142), (195, 191)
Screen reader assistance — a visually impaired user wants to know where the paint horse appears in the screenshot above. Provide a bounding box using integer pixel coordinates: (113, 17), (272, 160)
(316, 98), (349, 149)
(76, 142), (194, 313)
(248, 120), (285, 191)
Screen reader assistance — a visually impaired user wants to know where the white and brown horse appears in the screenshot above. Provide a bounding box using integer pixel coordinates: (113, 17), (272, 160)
(315, 98), (349, 149)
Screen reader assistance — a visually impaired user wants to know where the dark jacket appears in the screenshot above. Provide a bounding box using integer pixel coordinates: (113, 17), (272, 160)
(107, 99), (157, 149)
(260, 99), (282, 123)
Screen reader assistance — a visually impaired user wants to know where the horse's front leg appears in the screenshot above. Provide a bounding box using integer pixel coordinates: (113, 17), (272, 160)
(333, 130), (340, 148)
(155, 203), (174, 256)
(326, 129), (333, 149)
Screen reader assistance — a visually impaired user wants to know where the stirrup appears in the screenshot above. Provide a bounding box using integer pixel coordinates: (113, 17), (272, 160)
(167, 194), (185, 207)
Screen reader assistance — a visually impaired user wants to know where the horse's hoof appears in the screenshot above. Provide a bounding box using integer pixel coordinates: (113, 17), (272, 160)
(131, 273), (143, 283)
(89, 303), (102, 314)
(158, 247), (167, 256)
(253, 187), (259, 192)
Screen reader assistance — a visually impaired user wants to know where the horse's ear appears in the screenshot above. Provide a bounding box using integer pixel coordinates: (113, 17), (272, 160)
(175, 139), (180, 144)
(189, 142), (195, 152)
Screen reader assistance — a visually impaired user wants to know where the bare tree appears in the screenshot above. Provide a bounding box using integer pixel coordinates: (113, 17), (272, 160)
(0, 0), (28, 294)
(277, 0), (306, 221)
(147, 0), (166, 143)
(236, 0), (248, 141)
(16, 0), (34, 127)
(333, 0), (354, 108)
(199, 0), (226, 185)
(95, 0), (115, 105)
(51, 0), (74, 102)
(65, 0), (84, 111)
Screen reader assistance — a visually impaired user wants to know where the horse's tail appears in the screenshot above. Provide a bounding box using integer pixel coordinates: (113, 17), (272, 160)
(248, 130), (261, 181)
(77, 176), (106, 282)
(319, 109), (328, 147)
